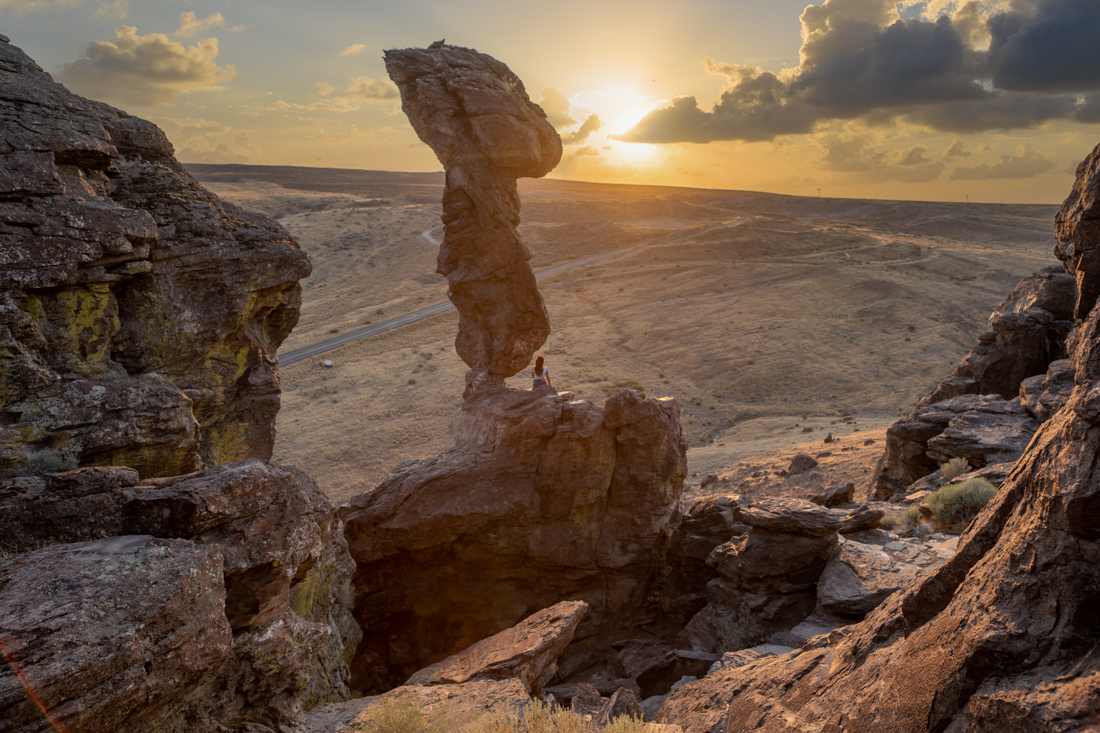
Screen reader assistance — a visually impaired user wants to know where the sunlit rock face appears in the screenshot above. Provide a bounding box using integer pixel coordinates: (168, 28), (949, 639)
(658, 143), (1100, 733)
(0, 35), (310, 478)
(384, 42), (561, 382)
(340, 388), (686, 693)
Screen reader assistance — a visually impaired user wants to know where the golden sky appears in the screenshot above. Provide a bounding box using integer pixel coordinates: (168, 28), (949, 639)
(6, 0), (1100, 203)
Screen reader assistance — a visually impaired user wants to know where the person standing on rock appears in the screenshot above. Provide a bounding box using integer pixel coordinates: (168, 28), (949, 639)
(532, 355), (552, 389)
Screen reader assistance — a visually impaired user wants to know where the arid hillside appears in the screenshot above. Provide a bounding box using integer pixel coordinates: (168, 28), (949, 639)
(190, 164), (1060, 504)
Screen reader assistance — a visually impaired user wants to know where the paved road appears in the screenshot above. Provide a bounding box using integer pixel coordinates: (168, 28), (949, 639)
(278, 244), (642, 367)
(278, 215), (746, 368)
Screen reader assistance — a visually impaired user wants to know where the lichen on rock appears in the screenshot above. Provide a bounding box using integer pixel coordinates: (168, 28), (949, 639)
(0, 36), (310, 478)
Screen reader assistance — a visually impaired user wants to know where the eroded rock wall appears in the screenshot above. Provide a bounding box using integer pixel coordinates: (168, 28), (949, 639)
(659, 142), (1100, 733)
(0, 35), (309, 478)
(340, 388), (686, 693)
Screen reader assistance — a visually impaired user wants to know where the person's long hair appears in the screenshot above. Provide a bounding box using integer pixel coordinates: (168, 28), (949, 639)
(534, 355), (544, 373)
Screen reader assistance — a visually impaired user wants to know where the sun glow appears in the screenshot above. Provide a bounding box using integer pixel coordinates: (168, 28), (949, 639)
(568, 88), (661, 135)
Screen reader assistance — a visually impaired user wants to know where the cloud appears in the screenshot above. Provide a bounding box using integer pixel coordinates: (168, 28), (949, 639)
(539, 87), (576, 128)
(897, 146), (932, 166)
(572, 146), (600, 157)
(340, 44), (366, 57)
(620, 0), (1100, 145)
(0, 0), (79, 12)
(179, 131), (260, 165)
(987, 0), (1100, 92)
(309, 126), (362, 142)
(58, 26), (235, 107)
(950, 142), (1056, 179)
(1076, 95), (1100, 123)
(175, 11), (224, 38)
(159, 117), (231, 138)
(94, 0), (125, 18)
(316, 82), (335, 97)
(943, 137), (972, 160)
(815, 130), (945, 182)
(561, 114), (603, 145)
(344, 76), (398, 100)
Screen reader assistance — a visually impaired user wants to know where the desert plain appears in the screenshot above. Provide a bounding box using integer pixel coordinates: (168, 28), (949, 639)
(190, 164), (1060, 506)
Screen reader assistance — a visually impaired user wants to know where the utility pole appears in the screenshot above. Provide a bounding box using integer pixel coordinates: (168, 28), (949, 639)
(965, 194), (970, 204)
(818, 188), (821, 197)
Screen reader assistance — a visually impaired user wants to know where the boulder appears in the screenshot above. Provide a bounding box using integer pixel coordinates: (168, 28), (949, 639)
(816, 535), (928, 617)
(871, 393), (1036, 499)
(384, 43), (560, 380)
(291, 679), (532, 733)
(919, 266), (1075, 407)
(405, 601), (588, 694)
(925, 399), (1038, 467)
(0, 461), (361, 729)
(1020, 357), (1076, 422)
(612, 644), (719, 699)
(593, 687), (645, 728)
(341, 387), (686, 692)
(0, 536), (232, 733)
(786, 453), (818, 475)
(0, 466), (139, 551)
(571, 682), (604, 716)
(657, 495), (749, 634)
(0, 37), (309, 478)
(654, 142), (1100, 733)
(810, 481), (855, 507)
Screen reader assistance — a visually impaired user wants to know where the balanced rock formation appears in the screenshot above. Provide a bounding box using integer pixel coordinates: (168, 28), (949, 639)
(384, 43), (561, 382)
(341, 388), (686, 693)
(1, 460), (360, 732)
(0, 36), (309, 478)
(657, 143), (1100, 733)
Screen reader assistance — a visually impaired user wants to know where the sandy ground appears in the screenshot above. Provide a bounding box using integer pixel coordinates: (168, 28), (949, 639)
(195, 167), (1060, 505)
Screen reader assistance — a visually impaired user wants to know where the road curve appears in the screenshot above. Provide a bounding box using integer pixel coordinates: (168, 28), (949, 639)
(278, 215), (746, 368)
(278, 243), (641, 367)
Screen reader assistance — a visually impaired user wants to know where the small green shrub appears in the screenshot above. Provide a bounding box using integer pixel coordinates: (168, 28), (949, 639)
(940, 456), (971, 481)
(329, 328), (340, 334)
(927, 477), (996, 531)
(879, 514), (899, 530)
(1, 451), (78, 480)
(408, 378), (417, 385)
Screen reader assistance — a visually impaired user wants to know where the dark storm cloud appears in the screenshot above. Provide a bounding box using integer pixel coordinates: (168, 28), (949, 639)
(561, 114), (603, 145)
(1076, 95), (1100, 124)
(619, 0), (1100, 145)
(988, 0), (1100, 93)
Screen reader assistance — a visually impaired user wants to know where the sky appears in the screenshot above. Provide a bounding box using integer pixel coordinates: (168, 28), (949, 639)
(5, 0), (1100, 203)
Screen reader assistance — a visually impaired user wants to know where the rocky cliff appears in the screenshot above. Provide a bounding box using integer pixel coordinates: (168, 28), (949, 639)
(657, 143), (1100, 733)
(0, 37), (357, 733)
(384, 42), (560, 383)
(0, 35), (309, 478)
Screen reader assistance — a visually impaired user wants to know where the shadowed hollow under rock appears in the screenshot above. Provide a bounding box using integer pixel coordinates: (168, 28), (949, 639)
(340, 387), (686, 693)
(384, 42), (561, 381)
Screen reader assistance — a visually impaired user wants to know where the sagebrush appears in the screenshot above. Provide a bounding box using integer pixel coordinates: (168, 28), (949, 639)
(354, 698), (648, 733)
(926, 477), (996, 531)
